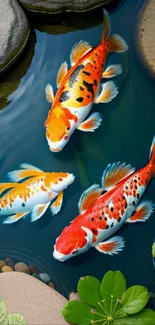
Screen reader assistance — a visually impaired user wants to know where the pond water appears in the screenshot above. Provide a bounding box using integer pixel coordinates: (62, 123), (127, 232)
(0, 0), (155, 297)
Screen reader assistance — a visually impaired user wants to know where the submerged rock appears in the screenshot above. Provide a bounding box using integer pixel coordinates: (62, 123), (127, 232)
(15, 262), (30, 274)
(0, 0), (30, 75)
(4, 258), (14, 269)
(135, 0), (155, 78)
(2, 266), (14, 272)
(39, 273), (51, 283)
(0, 260), (6, 269)
(18, 0), (122, 13)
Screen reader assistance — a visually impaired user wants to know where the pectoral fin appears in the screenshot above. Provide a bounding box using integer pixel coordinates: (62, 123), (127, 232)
(50, 191), (63, 215)
(31, 202), (50, 222)
(70, 41), (92, 67)
(3, 212), (29, 224)
(102, 64), (122, 78)
(45, 84), (54, 103)
(95, 236), (125, 255)
(78, 184), (103, 214)
(77, 112), (102, 132)
(0, 183), (18, 195)
(94, 81), (118, 104)
(127, 201), (154, 223)
(57, 62), (68, 88)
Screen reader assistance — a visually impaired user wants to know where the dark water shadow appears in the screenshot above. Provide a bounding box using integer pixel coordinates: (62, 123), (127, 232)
(0, 30), (36, 111)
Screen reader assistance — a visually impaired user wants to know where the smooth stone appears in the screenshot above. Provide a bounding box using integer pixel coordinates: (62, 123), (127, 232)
(69, 292), (80, 301)
(48, 281), (56, 290)
(0, 260), (6, 269)
(0, 0), (30, 75)
(4, 258), (14, 268)
(39, 273), (51, 283)
(135, 0), (155, 77)
(15, 262), (30, 274)
(2, 266), (13, 272)
(18, 0), (122, 13)
(0, 272), (69, 324)
(28, 264), (40, 275)
(32, 273), (40, 280)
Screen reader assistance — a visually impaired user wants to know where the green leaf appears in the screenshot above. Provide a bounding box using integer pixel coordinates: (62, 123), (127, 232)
(78, 276), (102, 308)
(62, 301), (92, 325)
(118, 309), (155, 325)
(0, 296), (7, 325)
(121, 285), (149, 315)
(100, 271), (126, 300)
(7, 314), (26, 325)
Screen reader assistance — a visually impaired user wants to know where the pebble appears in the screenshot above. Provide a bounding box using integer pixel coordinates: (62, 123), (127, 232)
(2, 265), (13, 272)
(69, 292), (80, 301)
(15, 262), (30, 274)
(28, 264), (40, 275)
(4, 258), (14, 268)
(39, 273), (51, 284)
(0, 260), (6, 269)
(32, 273), (40, 280)
(48, 282), (55, 290)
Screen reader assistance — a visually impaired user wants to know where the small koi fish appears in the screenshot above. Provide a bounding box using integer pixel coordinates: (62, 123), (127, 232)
(44, 10), (128, 152)
(0, 163), (74, 224)
(53, 136), (155, 262)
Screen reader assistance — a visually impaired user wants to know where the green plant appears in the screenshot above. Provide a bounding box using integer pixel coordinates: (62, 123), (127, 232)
(62, 271), (155, 325)
(0, 296), (26, 325)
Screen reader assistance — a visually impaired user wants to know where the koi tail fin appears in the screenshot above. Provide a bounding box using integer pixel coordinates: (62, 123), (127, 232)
(149, 135), (155, 173)
(102, 9), (128, 53)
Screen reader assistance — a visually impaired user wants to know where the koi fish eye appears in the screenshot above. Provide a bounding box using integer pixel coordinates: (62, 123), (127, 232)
(66, 126), (70, 131)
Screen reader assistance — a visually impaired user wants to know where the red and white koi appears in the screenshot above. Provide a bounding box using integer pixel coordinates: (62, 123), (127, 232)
(53, 136), (155, 262)
(44, 10), (128, 152)
(0, 164), (74, 224)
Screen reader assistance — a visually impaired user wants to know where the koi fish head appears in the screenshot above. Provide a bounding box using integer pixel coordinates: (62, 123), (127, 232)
(45, 172), (75, 193)
(53, 225), (93, 262)
(45, 107), (77, 152)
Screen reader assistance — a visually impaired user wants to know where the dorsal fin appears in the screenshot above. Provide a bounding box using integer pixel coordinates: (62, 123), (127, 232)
(102, 162), (135, 191)
(20, 164), (43, 171)
(78, 184), (103, 214)
(57, 61), (68, 88)
(0, 183), (18, 195)
(70, 41), (92, 67)
(8, 163), (44, 182)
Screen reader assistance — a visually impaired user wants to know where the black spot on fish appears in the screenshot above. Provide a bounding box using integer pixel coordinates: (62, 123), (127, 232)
(122, 195), (125, 200)
(69, 64), (84, 88)
(125, 201), (127, 209)
(137, 193), (140, 199)
(91, 217), (94, 221)
(99, 216), (102, 220)
(22, 203), (25, 207)
(87, 95), (90, 98)
(94, 67), (97, 70)
(94, 80), (97, 87)
(59, 91), (70, 103)
(125, 186), (128, 190)
(76, 97), (83, 103)
(106, 225), (109, 229)
(104, 217), (107, 221)
(82, 71), (91, 76)
(110, 207), (114, 212)
(111, 222), (114, 227)
(135, 185), (137, 189)
(93, 60), (96, 64)
(148, 171), (150, 175)
(83, 80), (94, 97)
(80, 86), (84, 91)
(118, 217), (121, 222)
(132, 201), (136, 207)
(95, 52), (98, 56)
(134, 179), (137, 183)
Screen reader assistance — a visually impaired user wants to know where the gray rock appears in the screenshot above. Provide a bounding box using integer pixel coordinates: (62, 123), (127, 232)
(17, 0), (119, 13)
(39, 273), (51, 283)
(0, 0), (30, 75)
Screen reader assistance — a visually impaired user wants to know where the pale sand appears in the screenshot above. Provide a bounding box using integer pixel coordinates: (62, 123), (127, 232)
(0, 272), (70, 324)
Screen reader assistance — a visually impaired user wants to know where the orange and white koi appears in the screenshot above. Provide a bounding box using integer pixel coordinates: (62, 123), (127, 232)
(53, 136), (155, 262)
(0, 163), (74, 224)
(44, 10), (128, 152)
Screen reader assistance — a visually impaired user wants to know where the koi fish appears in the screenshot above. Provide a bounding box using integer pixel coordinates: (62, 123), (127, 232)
(0, 164), (74, 224)
(53, 136), (155, 262)
(44, 10), (128, 152)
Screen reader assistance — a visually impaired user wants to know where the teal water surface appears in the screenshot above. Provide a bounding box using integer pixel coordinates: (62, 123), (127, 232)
(0, 0), (155, 296)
